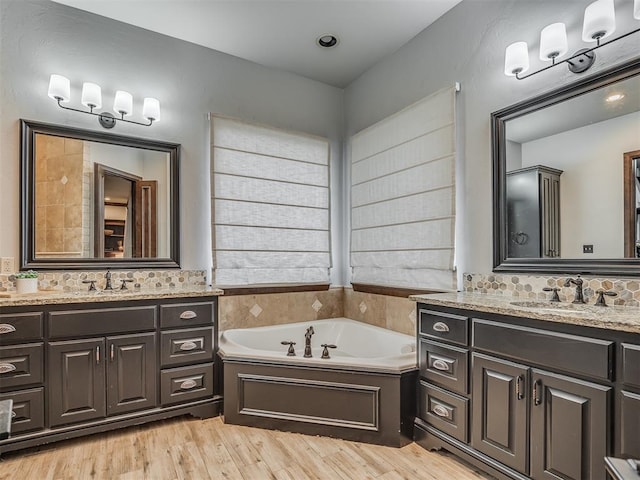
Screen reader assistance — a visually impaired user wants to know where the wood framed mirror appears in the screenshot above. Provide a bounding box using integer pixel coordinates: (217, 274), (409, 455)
(492, 56), (640, 276)
(21, 119), (180, 270)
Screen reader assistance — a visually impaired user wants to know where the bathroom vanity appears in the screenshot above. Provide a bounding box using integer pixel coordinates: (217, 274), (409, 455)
(0, 288), (222, 454)
(412, 293), (640, 480)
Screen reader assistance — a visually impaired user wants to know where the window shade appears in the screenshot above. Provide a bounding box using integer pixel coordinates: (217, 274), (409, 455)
(211, 115), (331, 285)
(350, 87), (457, 291)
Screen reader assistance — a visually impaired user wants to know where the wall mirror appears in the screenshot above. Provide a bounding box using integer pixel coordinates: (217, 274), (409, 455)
(493, 57), (640, 276)
(21, 120), (180, 269)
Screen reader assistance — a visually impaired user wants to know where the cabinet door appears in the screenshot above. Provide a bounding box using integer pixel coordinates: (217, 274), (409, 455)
(49, 338), (105, 427)
(471, 353), (529, 473)
(106, 333), (157, 416)
(530, 369), (610, 480)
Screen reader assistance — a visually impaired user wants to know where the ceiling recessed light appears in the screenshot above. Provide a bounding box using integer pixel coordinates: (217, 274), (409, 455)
(317, 34), (339, 49)
(605, 93), (625, 102)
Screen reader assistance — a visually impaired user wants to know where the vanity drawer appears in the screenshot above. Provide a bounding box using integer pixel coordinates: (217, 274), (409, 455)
(160, 302), (213, 329)
(0, 387), (44, 435)
(419, 309), (469, 346)
(0, 343), (44, 389)
(419, 339), (468, 395)
(419, 381), (468, 443)
(160, 327), (214, 367)
(473, 319), (614, 381)
(621, 343), (640, 389)
(160, 363), (214, 406)
(0, 313), (43, 344)
(49, 306), (156, 338)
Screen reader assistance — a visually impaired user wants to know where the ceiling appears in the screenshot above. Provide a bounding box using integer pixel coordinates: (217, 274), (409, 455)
(51, 0), (463, 88)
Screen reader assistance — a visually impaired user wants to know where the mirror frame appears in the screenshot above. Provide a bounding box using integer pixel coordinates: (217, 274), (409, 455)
(20, 119), (181, 270)
(492, 56), (640, 276)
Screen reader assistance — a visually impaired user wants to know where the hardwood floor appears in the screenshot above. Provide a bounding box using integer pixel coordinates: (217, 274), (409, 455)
(0, 416), (491, 479)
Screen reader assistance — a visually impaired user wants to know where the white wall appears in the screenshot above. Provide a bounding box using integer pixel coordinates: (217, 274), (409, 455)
(0, 0), (345, 284)
(343, 0), (639, 281)
(521, 112), (640, 258)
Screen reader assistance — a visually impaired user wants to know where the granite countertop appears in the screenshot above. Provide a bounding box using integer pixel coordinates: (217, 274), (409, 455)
(0, 286), (224, 307)
(411, 292), (640, 334)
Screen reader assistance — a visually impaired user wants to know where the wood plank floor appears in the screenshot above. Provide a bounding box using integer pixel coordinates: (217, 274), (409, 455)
(0, 416), (492, 479)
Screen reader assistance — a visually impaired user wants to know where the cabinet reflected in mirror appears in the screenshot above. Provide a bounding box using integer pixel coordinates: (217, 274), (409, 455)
(22, 120), (180, 270)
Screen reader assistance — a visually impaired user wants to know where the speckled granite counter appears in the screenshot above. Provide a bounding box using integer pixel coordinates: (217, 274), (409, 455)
(0, 286), (223, 308)
(411, 292), (640, 334)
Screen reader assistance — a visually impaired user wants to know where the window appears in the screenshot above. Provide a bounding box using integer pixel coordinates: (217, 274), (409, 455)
(350, 87), (457, 291)
(211, 116), (331, 285)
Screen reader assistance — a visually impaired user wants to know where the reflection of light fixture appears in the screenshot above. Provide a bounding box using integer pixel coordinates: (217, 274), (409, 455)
(505, 0), (640, 80)
(47, 74), (160, 129)
(605, 93), (625, 102)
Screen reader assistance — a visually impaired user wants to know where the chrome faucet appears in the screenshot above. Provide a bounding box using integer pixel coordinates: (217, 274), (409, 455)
(104, 269), (113, 290)
(303, 326), (315, 358)
(564, 275), (585, 304)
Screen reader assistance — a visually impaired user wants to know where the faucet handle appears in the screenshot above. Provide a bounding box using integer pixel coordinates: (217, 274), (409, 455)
(82, 280), (97, 291)
(542, 287), (561, 302)
(320, 343), (337, 359)
(594, 289), (617, 307)
(119, 279), (134, 290)
(280, 340), (296, 356)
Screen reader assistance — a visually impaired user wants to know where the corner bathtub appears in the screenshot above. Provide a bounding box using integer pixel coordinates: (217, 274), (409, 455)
(218, 318), (418, 446)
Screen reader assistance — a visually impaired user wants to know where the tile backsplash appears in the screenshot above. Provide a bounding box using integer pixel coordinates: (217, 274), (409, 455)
(0, 270), (207, 292)
(464, 273), (640, 306)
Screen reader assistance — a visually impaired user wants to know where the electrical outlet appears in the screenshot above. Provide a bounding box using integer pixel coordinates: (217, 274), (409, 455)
(583, 244), (594, 254)
(1, 257), (15, 274)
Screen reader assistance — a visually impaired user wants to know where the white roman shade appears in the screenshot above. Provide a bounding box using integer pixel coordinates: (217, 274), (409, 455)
(350, 87), (457, 291)
(211, 115), (331, 285)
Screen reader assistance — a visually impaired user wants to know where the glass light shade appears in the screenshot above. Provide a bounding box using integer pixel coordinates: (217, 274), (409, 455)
(634, 0), (640, 20)
(539, 23), (568, 61)
(47, 74), (70, 102)
(113, 90), (133, 116)
(504, 42), (530, 76)
(81, 82), (102, 109)
(142, 97), (161, 121)
(582, 0), (616, 42)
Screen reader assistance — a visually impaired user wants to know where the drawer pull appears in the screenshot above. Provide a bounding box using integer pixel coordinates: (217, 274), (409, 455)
(0, 324), (16, 335)
(179, 379), (197, 390)
(432, 404), (451, 419)
(0, 363), (17, 374)
(179, 310), (197, 320)
(432, 322), (450, 333)
(432, 359), (451, 372)
(11, 411), (16, 418)
(179, 341), (198, 351)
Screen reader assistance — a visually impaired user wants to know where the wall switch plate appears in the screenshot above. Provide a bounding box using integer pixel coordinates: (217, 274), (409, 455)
(583, 245), (594, 254)
(0, 257), (14, 274)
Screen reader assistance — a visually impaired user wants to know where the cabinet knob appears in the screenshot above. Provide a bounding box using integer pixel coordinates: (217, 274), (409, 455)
(432, 322), (450, 333)
(179, 310), (197, 320)
(179, 341), (198, 351)
(432, 404), (451, 419)
(179, 379), (197, 390)
(0, 324), (16, 335)
(0, 363), (17, 374)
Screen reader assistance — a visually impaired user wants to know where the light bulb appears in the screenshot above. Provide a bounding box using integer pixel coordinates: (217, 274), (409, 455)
(582, 0), (616, 42)
(504, 42), (530, 76)
(81, 82), (102, 109)
(142, 98), (161, 122)
(113, 90), (133, 116)
(48, 74), (70, 102)
(539, 23), (568, 61)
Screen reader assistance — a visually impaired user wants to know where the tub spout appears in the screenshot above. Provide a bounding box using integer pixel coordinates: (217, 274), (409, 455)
(304, 326), (315, 358)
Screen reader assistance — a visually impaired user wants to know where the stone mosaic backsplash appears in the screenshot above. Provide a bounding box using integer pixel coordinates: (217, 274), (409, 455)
(0, 270), (207, 292)
(464, 273), (640, 306)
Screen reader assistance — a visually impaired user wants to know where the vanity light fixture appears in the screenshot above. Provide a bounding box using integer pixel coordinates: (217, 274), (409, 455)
(47, 74), (160, 129)
(504, 0), (640, 80)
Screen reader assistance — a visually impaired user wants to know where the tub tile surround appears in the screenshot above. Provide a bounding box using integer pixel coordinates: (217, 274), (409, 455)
(464, 272), (640, 306)
(344, 288), (416, 336)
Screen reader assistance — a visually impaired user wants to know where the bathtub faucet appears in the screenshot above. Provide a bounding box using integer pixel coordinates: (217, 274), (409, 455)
(303, 326), (315, 358)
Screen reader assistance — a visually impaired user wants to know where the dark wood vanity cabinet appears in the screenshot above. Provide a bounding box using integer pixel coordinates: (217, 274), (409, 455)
(415, 304), (635, 480)
(0, 295), (220, 454)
